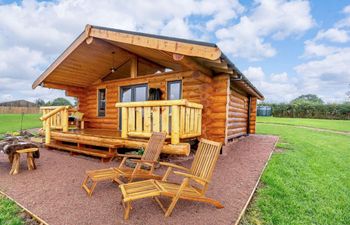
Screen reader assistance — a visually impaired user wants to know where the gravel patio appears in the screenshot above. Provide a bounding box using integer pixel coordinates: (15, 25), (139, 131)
(0, 135), (278, 225)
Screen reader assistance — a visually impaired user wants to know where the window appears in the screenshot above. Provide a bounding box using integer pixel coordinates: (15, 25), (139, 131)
(167, 80), (182, 100)
(98, 89), (106, 117)
(119, 84), (148, 129)
(120, 84), (148, 102)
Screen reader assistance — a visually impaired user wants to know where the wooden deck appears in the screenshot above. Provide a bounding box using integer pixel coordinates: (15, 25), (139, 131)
(40, 102), (201, 158)
(47, 128), (191, 160)
(63, 128), (121, 139)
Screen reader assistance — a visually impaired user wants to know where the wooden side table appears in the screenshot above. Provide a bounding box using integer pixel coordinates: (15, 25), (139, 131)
(9, 148), (39, 175)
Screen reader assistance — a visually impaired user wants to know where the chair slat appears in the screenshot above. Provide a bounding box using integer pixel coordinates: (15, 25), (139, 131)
(142, 132), (166, 162)
(190, 139), (222, 182)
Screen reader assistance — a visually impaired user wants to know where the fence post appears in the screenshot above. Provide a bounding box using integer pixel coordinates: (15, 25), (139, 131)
(171, 105), (180, 145)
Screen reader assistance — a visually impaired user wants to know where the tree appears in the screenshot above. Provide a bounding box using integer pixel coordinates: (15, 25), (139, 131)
(35, 99), (46, 106)
(291, 94), (324, 105)
(49, 98), (72, 106)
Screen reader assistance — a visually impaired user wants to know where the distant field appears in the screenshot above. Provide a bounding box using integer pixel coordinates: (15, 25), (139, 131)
(257, 116), (350, 132)
(0, 114), (41, 134)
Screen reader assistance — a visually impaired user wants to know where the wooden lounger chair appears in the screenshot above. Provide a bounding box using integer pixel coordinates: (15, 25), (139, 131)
(119, 138), (223, 220)
(82, 132), (166, 196)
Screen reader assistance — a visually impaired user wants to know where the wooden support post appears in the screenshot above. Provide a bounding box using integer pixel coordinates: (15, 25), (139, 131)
(130, 57), (137, 78)
(171, 105), (180, 145)
(45, 120), (51, 144)
(121, 107), (128, 138)
(62, 108), (68, 132)
(42, 109), (46, 130)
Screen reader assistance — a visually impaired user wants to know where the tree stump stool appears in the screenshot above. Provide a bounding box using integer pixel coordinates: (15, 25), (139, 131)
(9, 148), (38, 175)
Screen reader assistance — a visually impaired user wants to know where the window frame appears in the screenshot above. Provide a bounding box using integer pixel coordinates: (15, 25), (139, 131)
(119, 83), (148, 130)
(167, 80), (182, 100)
(120, 83), (148, 102)
(97, 88), (107, 117)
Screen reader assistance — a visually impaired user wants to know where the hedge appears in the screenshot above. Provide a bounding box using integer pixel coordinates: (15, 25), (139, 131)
(259, 103), (350, 120)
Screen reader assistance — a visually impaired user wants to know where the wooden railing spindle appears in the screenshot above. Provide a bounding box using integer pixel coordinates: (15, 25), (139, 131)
(116, 100), (202, 144)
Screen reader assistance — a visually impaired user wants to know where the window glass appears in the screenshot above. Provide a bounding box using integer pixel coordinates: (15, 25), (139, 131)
(121, 88), (132, 102)
(167, 80), (182, 100)
(98, 89), (106, 117)
(135, 86), (147, 101)
(119, 84), (148, 129)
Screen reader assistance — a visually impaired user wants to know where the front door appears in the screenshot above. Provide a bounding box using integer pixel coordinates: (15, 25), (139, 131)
(119, 84), (148, 129)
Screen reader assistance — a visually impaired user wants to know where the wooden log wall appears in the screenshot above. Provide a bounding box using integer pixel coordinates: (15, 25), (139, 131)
(226, 88), (249, 140)
(249, 97), (257, 134)
(60, 70), (260, 145)
(202, 74), (229, 143)
(226, 84), (258, 142)
(61, 70), (230, 144)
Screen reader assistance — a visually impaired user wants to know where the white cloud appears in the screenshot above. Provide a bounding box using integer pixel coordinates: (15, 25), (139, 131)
(243, 62), (348, 103)
(295, 48), (350, 102)
(297, 4), (350, 103)
(302, 40), (341, 58)
(344, 5), (350, 14)
(0, 0), (347, 104)
(160, 18), (193, 39)
(216, 0), (314, 60)
(0, 47), (46, 79)
(270, 72), (289, 83)
(315, 28), (349, 43)
(0, 94), (14, 102)
(243, 66), (265, 82)
(296, 48), (350, 80)
(243, 66), (299, 102)
(201, 0), (245, 31)
(337, 4), (350, 28)
(0, 0), (244, 103)
(217, 16), (276, 60)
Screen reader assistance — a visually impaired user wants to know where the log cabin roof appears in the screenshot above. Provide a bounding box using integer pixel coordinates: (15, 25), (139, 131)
(32, 24), (264, 99)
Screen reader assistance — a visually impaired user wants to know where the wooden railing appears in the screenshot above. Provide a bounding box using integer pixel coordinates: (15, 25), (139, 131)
(40, 106), (71, 144)
(115, 99), (203, 145)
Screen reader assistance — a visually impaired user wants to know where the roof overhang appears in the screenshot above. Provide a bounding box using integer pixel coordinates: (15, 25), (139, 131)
(33, 24), (264, 100)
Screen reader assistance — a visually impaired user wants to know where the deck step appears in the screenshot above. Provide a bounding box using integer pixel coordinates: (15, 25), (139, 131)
(46, 143), (114, 159)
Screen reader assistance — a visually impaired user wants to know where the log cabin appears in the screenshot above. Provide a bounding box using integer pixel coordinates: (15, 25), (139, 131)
(33, 24), (264, 160)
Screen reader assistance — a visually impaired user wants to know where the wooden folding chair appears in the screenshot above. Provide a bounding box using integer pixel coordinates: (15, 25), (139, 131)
(82, 132), (166, 196)
(119, 138), (224, 220)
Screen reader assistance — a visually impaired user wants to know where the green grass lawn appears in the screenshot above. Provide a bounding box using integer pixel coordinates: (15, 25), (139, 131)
(0, 114), (41, 134)
(257, 116), (350, 132)
(0, 195), (24, 225)
(242, 119), (350, 225)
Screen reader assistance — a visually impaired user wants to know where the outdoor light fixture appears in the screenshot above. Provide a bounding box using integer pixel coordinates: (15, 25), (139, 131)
(110, 51), (117, 73)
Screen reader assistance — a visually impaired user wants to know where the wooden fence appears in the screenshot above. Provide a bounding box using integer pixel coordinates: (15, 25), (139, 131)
(0, 106), (40, 114)
(116, 99), (203, 145)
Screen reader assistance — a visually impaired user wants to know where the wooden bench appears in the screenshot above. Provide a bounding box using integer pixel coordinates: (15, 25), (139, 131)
(9, 148), (39, 175)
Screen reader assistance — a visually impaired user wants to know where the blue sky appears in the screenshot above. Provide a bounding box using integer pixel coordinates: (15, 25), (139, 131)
(0, 0), (349, 103)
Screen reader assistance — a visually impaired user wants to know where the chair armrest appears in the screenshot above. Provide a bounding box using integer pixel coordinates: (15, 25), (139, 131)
(159, 162), (190, 172)
(117, 154), (142, 159)
(173, 171), (209, 184)
(129, 159), (157, 164)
